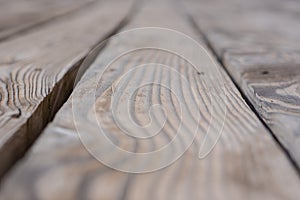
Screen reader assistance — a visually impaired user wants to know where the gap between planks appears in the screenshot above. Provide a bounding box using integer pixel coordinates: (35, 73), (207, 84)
(177, 1), (300, 174)
(0, 0), (95, 43)
(1, 0), (299, 199)
(0, 0), (137, 179)
(179, 0), (300, 172)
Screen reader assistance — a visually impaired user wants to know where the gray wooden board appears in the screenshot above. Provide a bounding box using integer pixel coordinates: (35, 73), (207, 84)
(0, 0), (299, 199)
(0, 0), (95, 41)
(182, 0), (300, 167)
(0, 0), (134, 177)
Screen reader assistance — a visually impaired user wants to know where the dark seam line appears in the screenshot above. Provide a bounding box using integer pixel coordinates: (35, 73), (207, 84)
(0, 0), (140, 182)
(177, 0), (300, 175)
(0, 0), (97, 43)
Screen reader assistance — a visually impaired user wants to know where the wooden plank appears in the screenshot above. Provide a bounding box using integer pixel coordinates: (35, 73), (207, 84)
(182, 0), (300, 167)
(0, 0), (95, 41)
(0, 0), (135, 178)
(1, 0), (299, 199)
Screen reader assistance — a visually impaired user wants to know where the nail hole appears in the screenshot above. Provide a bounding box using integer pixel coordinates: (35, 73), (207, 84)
(261, 71), (269, 75)
(11, 108), (21, 118)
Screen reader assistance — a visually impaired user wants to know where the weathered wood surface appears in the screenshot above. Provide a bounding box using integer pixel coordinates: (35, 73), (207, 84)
(0, 0), (95, 41)
(1, 0), (299, 199)
(0, 0), (134, 178)
(182, 0), (300, 167)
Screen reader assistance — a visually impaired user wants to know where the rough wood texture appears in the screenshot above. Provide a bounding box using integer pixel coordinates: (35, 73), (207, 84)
(182, 0), (300, 167)
(1, 0), (299, 199)
(0, 0), (95, 41)
(0, 0), (134, 178)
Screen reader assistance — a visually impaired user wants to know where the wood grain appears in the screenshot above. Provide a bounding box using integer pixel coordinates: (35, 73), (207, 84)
(0, 0), (95, 41)
(1, 0), (299, 199)
(0, 0), (134, 178)
(182, 0), (300, 167)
